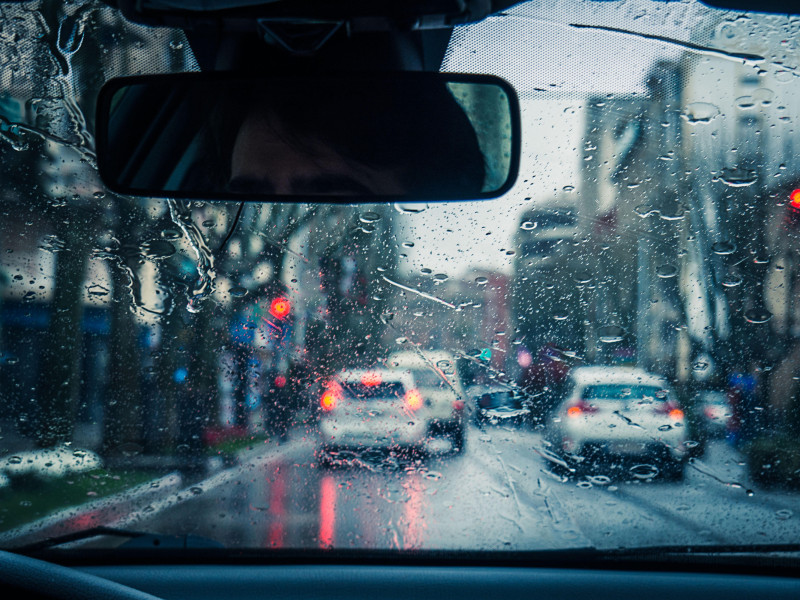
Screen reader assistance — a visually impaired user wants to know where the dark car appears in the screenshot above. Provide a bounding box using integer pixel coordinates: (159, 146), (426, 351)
(470, 385), (532, 426)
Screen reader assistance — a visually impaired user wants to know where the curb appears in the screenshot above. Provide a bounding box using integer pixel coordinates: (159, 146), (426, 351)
(0, 472), (184, 548)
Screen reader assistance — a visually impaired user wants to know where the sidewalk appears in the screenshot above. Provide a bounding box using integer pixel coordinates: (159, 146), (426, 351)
(0, 433), (293, 548)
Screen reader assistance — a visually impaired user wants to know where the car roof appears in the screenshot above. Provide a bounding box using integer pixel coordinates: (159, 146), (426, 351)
(568, 366), (668, 388)
(387, 351), (457, 367)
(466, 385), (516, 395)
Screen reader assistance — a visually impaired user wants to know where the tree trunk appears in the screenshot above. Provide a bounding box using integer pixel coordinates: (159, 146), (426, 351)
(102, 256), (145, 457)
(35, 210), (95, 447)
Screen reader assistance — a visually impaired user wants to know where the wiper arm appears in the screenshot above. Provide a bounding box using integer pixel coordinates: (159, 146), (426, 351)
(12, 526), (223, 554)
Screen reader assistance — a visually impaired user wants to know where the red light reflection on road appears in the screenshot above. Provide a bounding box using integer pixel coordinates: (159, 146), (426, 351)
(401, 474), (425, 549)
(65, 510), (101, 532)
(319, 475), (337, 548)
(267, 467), (286, 548)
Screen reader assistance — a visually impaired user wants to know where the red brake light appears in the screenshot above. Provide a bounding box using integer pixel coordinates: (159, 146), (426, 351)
(669, 408), (684, 420)
(405, 389), (423, 411)
(361, 372), (382, 387)
(270, 297), (291, 319)
(320, 382), (341, 411)
(654, 402), (683, 420)
(567, 401), (598, 417)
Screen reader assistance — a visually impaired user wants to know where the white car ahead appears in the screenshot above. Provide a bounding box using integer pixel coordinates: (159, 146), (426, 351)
(387, 351), (467, 451)
(548, 366), (689, 480)
(317, 368), (429, 459)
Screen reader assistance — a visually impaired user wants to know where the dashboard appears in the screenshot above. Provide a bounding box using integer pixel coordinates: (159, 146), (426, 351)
(80, 563), (800, 600)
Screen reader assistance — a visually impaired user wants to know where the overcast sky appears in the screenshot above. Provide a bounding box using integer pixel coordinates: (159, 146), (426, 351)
(395, 0), (709, 280)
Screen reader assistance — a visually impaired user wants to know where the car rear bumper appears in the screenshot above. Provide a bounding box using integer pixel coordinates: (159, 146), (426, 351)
(567, 440), (687, 470)
(319, 420), (428, 448)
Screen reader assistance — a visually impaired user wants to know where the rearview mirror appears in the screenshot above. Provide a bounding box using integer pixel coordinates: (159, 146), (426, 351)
(96, 73), (519, 202)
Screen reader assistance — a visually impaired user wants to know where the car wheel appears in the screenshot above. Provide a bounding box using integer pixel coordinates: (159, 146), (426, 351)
(661, 459), (685, 482)
(450, 427), (465, 454)
(317, 446), (334, 469)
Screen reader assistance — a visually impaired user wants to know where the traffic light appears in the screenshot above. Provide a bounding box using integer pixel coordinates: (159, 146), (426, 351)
(269, 296), (291, 320)
(791, 188), (800, 210)
(784, 188), (800, 231)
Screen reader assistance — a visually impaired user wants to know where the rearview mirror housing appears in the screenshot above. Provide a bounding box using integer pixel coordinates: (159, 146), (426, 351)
(96, 72), (520, 202)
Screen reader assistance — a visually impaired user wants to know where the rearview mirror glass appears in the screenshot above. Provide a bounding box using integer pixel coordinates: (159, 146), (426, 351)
(96, 73), (519, 201)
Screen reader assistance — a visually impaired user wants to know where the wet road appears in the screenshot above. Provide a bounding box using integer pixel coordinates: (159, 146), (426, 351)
(116, 425), (800, 551)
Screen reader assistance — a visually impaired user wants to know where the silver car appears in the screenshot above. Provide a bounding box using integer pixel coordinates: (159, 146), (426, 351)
(549, 366), (689, 479)
(317, 369), (428, 458)
(387, 351), (467, 450)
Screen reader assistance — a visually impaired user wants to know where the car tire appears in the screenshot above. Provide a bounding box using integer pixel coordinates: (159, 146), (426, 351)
(450, 427), (465, 454)
(662, 459), (685, 482)
(317, 446), (334, 469)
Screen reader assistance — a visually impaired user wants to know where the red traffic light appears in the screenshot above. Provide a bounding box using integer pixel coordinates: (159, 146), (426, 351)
(791, 188), (800, 210)
(269, 297), (291, 319)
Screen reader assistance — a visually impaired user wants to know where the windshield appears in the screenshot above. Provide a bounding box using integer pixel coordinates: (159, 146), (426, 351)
(582, 385), (667, 400)
(339, 380), (407, 400)
(478, 391), (525, 409)
(1, 0), (800, 557)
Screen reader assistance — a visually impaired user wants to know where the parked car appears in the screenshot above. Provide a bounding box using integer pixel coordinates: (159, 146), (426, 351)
(387, 351), (467, 451)
(469, 385), (532, 427)
(548, 366), (688, 479)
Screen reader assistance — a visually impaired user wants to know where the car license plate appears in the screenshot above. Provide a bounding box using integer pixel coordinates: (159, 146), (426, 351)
(608, 441), (647, 455)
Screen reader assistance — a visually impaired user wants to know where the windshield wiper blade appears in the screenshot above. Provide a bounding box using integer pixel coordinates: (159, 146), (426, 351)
(12, 526), (223, 554)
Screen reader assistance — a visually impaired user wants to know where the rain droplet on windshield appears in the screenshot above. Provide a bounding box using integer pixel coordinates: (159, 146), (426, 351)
(744, 307), (772, 324)
(573, 271), (593, 284)
(394, 203), (426, 214)
(656, 264), (678, 278)
(734, 95), (756, 110)
(721, 273), (743, 288)
(717, 167), (758, 187)
(141, 239), (177, 260)
(634, 205), (659, 218)
(359, 211), (381, 224)
(597, 325), (625, 344)
(681, 102), (720, 124)
(87, 284), (109, 298)
(629, 464), (659, 480)
(711, 241), (736, 255)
